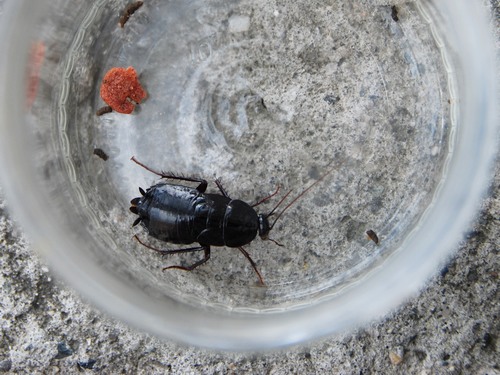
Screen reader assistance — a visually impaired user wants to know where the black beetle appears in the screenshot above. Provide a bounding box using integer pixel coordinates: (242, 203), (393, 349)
(129, 156), (332, 284)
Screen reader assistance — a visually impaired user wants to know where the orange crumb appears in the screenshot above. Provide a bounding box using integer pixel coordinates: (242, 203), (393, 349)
(100, 66), (147, 114)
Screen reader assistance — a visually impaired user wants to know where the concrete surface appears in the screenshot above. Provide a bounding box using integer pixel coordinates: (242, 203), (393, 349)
(0, 0), (499, 374)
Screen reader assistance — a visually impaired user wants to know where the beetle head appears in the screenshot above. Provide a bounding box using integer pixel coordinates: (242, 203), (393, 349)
(129, 186), (146, 226)
(257, 214), (271, 239)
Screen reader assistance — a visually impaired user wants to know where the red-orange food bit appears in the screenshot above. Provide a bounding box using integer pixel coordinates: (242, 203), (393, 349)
(27, 41), (45, 108)
(100, 66), (147, 114)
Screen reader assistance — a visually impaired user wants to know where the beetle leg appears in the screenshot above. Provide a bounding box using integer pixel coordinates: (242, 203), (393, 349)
(195, 180), (208, 193)
(134, 235), (204, 254)
(134, 235), (210, 271)
(163, 246), (211, 272)
(131, 156), (208, 192)
(267, 237), (284, 247)
(238, 247), (265, 286)
(214, 178), (230, 198)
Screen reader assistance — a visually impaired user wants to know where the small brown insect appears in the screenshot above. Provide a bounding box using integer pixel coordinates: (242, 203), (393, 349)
(119, 1), (144, 28)
(96, 105), (113, 116)
(391, 5), (399, 22)
(366, 229), (379, 245)
(93, 148), (109, 161)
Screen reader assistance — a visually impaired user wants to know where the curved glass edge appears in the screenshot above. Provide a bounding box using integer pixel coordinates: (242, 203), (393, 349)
(0, 0), (497, 350)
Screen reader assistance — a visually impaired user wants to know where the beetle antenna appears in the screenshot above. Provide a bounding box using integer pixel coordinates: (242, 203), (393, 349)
(251, 185), (281, 207)
(269, 165), (336, 229)
(265, 189), (294, 219)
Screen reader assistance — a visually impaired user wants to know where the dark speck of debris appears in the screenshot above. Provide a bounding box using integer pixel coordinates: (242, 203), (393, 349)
(0, 359), (12, 372)
(482, 332), (494, 349)
(308, 165), (320, 180)
(467, 268), (479, 283)
(55, 342), (73, 359)
(391, 6), (399, 22)
(93, 148), (109, 161)
(324, 95), (340, 105)
(260, 97), (267, 110)
(414, 350), (427, 361)
(440, 265), (449, 277)
(366, 229), (379, 245)
(77, 359), (97, 370)
(466, 230), (483, 240)
(96, 105), (112, 116)
(119, 1), (144, 28)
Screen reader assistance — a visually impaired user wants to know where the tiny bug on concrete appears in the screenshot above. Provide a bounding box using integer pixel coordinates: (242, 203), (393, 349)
(119, 1), (144, 28)
(366, 229), (379, 245)
(93, 148), (109, 161)
(96, 105), (112, 116)
(129, 157), (334, 284)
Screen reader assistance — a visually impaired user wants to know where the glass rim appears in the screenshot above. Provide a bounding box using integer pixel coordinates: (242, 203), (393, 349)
(0, 0), (497, 350)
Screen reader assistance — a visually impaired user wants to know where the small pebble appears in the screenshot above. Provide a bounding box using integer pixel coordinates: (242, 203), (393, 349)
(77, 359), (97, 370)
(324, 94), (340, 105)
(55, 342), (73, 359)
(389, 351), (403, 365)
(389, 346), (404, 365)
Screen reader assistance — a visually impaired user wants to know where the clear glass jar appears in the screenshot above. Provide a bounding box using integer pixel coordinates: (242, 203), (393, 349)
(0, 0), (497, 349)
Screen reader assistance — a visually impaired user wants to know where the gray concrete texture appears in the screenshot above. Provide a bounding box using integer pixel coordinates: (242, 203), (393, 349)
(0, 0), (499, 373)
